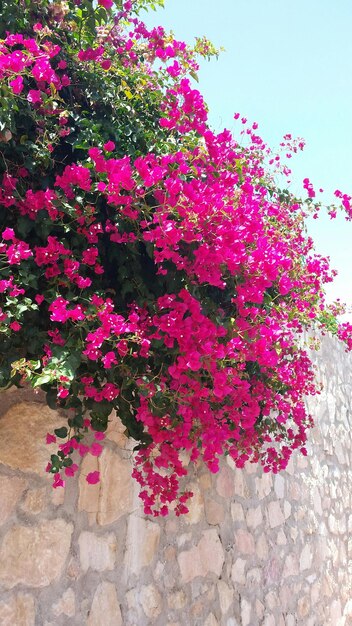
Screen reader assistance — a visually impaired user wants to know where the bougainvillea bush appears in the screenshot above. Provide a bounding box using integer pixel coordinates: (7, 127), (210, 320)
(1, 0), (351, 516)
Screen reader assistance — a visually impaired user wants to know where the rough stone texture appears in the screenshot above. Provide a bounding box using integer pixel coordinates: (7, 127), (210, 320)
(20, 487), (47, 515)
(0, 335), (351, 625)
(0, 520), (73, 588)
(0, 593), (35, 626)
(52, 588), (75, 618)
(78, 448), (136, 525)
(0, 475), (27, 525)
(184, 483), (204, 524)
(178, 529), (224, 582)
(79, 531), (117, 572)
(140, 584), (162, 619)
(0, 402), (65, 474)
(97, 448), (136, 525)
(87, 582), (122, 626)
(125, 515), (161, 575)
(205, 498), (225, 525)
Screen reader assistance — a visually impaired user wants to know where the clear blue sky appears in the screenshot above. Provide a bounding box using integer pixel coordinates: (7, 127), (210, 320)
(143, 0), (352, 312)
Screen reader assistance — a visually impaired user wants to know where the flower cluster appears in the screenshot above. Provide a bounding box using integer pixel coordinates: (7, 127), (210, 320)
(0, 0), (350, 516)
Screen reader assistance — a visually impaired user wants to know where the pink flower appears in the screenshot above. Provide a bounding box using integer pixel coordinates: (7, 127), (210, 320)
(54, 164), (91, 198)
(57, 386), (69, 399)
(9, 321), (21, 331)
(78, 443), (90, 457)
(6, 241), (32, 264)
(90, 442), (103, 456)
(101, 382), (119, 400)
(2, 227), (15, 241)
(53, 474), (65, 488)
(64, 463), (79, 477)
(9, 76), (24, 95)
(61, 74), (71, 87)
(46, 433), (57, 444)
(98, 0), (113, 8)
(101, 59), (112, 70)
(103, 140), (115, 151)
(48, 297), (70, 323)
(82, 247), (98, 265)
(102, 351), (117, 368)
(86, 471), (100, 484)
(27, 90), (42, 104)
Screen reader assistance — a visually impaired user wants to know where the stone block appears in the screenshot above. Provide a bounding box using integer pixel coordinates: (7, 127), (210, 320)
(217, 580), (233, 614)
(255, 599), (264, 621)
(205, 498), (225, 525)
(255, 473), (272, 500)
(125, 515), (161, 575)
(246, 505), (263, 529)
(282, 553), (299, 579)
(52, 588), (75, 618)
(167, 590), (186, 610)
(274, 474), (285, 499)
(246, 567), (262, 589)
(178, 529), (224, 582)
(0, 475), (26, 525)
(233, 470), (250, 498)
(184, 483), (204, 524)
(264, 557), (281, 585)
(241, 597), (252, 626)
(262, 615), (275, 626)
(235, 528), (255, 554)
(299, 544), (313, 571)
(312, 487), (323, 516)
(267, 501), (285, 528)
(231, 558), (246, 585)
(98, 449), (135, 525)
(21, 487), (47, 515)
(297, 595), (311, 619)
(199, 473), (212, 490)
(231, 502), (245, 523)
(140, 584), (162, 619)
(279, 585), (292, 611)
(0, 593), (35, 626)
(283, 500), (291, 519)
(277, 529), (287, 545)
(0, 519), (73, 588)
(105, 410), (129, 447)
(265, 591), (277, 610)
(0, 402), (65, 475)
(87, 582), (122, 626)
(79, 531), (117, 572)
(256, 533), (269, 560)
(204, 613), (219, 626)
(216, 465), (235, 498)
(79, 448), (135, 525)
(78, 454), (100, 523)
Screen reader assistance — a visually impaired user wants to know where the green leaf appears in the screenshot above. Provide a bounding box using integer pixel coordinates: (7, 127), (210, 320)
(46, 389), (58, 410)
(33, 374), (52, 387)
(54, 426), (68, 439)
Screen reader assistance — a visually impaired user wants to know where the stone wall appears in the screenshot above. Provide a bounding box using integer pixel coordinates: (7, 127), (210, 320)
(0, 335), (351, 626)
